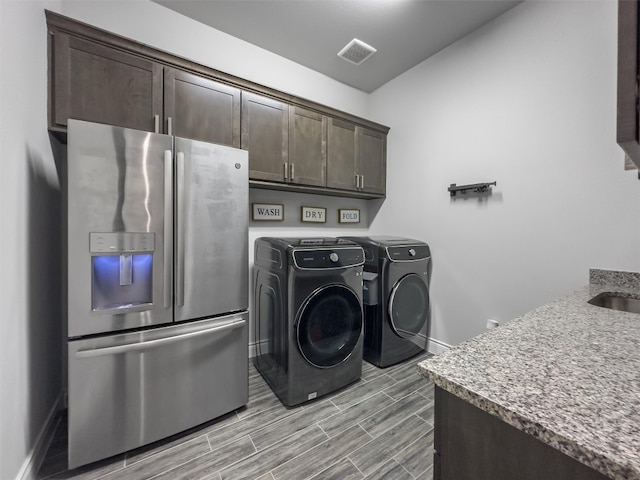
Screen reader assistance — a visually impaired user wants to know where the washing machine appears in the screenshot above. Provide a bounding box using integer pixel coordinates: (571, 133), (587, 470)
(253, 237), (365, 407)
(342, 236), (431, 368)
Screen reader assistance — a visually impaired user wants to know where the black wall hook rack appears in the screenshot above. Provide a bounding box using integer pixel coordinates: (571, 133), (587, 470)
(448, 181), (497, 197)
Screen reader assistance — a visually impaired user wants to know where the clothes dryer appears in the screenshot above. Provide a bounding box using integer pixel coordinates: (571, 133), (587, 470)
(253, 237), (365, 406)
(342, 236), (431, 367)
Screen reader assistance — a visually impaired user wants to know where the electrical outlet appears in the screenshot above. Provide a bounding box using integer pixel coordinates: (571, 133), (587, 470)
(486, 319), (499, 330)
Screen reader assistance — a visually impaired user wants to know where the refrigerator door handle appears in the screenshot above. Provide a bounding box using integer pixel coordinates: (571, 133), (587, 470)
(75, 318), (246, 359)
(163, 150), (173, 309)
(176, 151), (186, 307)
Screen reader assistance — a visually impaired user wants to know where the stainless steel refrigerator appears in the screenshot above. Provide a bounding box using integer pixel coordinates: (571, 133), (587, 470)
(65, 119), (249, 468)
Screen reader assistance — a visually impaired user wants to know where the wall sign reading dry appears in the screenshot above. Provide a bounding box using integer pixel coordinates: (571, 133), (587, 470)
(301, 206), (326, 223)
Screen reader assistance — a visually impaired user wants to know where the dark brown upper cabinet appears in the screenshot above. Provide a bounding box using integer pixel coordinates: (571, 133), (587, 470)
(357, 127), (387, 195)
(46, 10), (388, 199)
(164, 68), (241, 147)
(327, 118), (358, 191)
(49, 31), (162, 133)
(617, 0), (640, 168)
(241, 92), (289, 183)
(326, 121), (387, 195)
(288, 106), (327, 187)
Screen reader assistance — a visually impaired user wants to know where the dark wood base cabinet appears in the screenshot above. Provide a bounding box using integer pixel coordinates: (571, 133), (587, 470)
(433, 387), (610, 480)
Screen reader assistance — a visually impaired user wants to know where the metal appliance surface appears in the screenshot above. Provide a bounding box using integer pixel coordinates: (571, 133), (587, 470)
(253, 237), (365, 406)
(341, 236), (431, 367)
(66, 120), (249, 468)
(67, 124), (173, 336)
(68, 312), (248, 468)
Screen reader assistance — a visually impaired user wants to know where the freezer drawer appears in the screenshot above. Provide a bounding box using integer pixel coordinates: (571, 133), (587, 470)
(67, 312), (248, 469)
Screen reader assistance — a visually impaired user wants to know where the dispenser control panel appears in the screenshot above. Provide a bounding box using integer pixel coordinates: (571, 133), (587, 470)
(90, 233), (155, 253)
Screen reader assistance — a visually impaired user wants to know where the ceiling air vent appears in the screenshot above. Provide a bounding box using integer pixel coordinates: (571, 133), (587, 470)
(337, 38), (377, 65)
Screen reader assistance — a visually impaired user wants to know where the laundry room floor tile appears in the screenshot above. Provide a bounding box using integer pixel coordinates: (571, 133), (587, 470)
(36, 352), (434, 480)
(348, 414), (430, 477)
(318, 391), (395, 437)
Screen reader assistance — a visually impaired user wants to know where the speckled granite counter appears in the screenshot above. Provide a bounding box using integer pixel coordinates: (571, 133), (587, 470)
(418, 269), (640, 480)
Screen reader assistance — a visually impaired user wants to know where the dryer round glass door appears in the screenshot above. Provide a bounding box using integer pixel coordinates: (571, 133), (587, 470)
(296, 285), (363, 368)
(388, 273), (429, 339)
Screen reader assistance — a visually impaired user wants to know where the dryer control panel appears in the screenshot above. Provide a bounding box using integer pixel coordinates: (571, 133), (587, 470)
(293, 248), (365, 269)
(387, 245), (431, 261)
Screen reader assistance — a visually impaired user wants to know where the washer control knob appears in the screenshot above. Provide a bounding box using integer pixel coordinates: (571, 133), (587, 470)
(329, 252), (339, 263)
(408, 248), (416, 257)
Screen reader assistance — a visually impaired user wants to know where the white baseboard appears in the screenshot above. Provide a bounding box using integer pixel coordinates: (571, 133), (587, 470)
(15, 393), (62, 480)
(428, 337), (451, 355)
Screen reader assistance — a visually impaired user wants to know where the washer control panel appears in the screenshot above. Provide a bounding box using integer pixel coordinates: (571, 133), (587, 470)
(293, 247), (365, 269)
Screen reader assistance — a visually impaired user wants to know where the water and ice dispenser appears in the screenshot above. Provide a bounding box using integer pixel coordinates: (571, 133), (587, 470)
(89, 232), (155, 311)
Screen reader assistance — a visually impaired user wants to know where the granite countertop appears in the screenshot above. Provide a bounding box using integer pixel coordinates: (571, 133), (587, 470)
(418, 269), (640, 480)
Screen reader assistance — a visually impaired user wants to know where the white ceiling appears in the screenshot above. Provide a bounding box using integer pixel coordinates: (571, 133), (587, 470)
(153, 0), (522, 93)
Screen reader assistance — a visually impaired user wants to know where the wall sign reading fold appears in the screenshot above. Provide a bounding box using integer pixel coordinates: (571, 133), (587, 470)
(339, 209), (360, 223)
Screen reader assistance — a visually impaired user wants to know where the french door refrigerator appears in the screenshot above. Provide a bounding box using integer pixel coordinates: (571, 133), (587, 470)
(65, 119), (249, 468)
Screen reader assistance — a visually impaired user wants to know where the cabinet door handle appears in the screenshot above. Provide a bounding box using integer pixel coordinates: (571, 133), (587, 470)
(167, 116), (173, 136)
(283, 162), (289, 181)
(154, 115), (160, 134)
(355, 174), (360, 189)
(360, 174), (365, 189)
(290, 163), (295, 181)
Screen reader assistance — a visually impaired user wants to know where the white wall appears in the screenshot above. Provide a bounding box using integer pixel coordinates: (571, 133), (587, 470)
(369, 0), (640, 347)
(1, 2), (64, 479)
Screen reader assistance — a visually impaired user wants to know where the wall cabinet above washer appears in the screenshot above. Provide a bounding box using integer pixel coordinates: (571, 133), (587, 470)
(288, 106), (327, 188)
(241, 92), (290, 183)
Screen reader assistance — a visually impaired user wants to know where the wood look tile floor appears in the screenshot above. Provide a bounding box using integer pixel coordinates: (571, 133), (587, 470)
(37, 353), (435, 480)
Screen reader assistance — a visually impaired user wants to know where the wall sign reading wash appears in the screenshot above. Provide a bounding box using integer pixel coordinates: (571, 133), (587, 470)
(252, 203), (284, 221)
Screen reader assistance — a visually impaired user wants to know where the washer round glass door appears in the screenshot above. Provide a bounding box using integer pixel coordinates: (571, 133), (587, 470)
(296, 284), (363, 368)
(388, 273), (429, 339)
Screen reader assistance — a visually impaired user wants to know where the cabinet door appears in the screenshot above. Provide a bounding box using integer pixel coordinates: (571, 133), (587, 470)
(617, 0), (640, 168)
(51, 32), (162, 132)
(241, 92), (289, 183)
(326, 118), (357, 191)
(357, 127), (386, 195)
(289, 106), (326, 187)
(164, 68), (240, 147)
